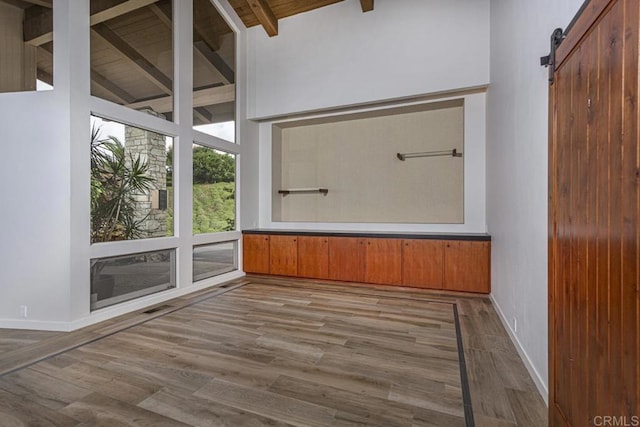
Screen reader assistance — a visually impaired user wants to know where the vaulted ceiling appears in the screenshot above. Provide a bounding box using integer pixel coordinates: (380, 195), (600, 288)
(5, 0), (373, 37)
(228, 0), (374, 36)
(1, 0), (373, 123)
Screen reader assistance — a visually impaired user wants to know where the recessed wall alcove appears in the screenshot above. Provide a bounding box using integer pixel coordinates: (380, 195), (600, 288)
(271, 99), (465, 224)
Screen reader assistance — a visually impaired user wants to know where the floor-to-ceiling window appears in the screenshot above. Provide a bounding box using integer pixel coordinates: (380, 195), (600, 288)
(190, 0), (238, 284)
(88, 0), (239, 310)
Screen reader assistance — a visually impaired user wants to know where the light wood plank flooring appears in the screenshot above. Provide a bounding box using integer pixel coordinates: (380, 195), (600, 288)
(0, 277), (546, 426)
(0, 329), (63, 354)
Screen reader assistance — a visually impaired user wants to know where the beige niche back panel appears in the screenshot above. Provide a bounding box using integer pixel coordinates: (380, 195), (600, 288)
(272, 100), (464, 224)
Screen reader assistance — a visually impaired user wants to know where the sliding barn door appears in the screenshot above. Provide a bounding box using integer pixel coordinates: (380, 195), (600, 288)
(549, 0), (639, 425)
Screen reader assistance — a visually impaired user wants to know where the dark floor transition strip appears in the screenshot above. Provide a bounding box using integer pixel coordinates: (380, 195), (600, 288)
(454, 303), (475, 427)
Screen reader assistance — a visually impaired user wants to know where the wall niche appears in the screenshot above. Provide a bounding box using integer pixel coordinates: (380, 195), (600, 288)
(272, 99), (465, 224)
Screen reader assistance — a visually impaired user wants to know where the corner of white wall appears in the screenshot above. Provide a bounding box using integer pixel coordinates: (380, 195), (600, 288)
(487, 0), (585, 404)
(490, 294), (549, 403)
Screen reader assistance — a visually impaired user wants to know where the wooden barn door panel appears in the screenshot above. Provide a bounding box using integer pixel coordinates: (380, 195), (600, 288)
(549, 0), (639, 425)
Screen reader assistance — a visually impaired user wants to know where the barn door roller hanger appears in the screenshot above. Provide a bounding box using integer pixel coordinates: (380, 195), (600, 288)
(540, 28), (565, 84)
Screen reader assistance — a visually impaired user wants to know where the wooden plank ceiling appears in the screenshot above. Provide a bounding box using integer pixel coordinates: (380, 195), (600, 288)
(229, 0), (374, 36)
(2, 0), (372, 122)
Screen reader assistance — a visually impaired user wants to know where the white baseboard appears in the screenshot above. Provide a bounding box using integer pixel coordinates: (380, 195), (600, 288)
(0, 318), (73, 332)
(0, 271), (246, 332)
(489, 294), (549, 405)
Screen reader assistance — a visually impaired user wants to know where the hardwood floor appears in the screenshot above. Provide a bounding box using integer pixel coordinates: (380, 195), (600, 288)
(0, 329), (63, 354)
(0, 277), (546, 426)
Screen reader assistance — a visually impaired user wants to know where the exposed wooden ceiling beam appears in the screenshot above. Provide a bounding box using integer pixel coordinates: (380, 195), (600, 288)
(90, 0), (158, 26)
(147, 3), (171, 26)
(21, 0), (51, 7)
(36, 68), (53, 85)
(34, 43), (52, 85)
(193, 84), (235, 108)
(24, 0), (160, 46)
(194, 41), (234, 84)
(193, 8), (223, 52)
(36, 45), (134, 106)
(36, 42), (52, 59)
(360, 0), (373, 12)
(34, 43), (52, 86)
(246, 0), (278, 37)
(91, 70), (137, 104)
(91, 23), (172, 94)
(89, 21), (211, 120)
(126, 84), (235, 113)
(195, 108), (213, 123)
(194, 108), (212, 123)
(228, 0), (345, 28)
(24, 5), (53, 46)
(148, 4), (234, 85)
(37, 42), (136, 104)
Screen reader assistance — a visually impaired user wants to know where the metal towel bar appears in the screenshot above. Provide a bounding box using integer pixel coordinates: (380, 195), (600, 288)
(278, 188), (329, 196)
(396, 149), (463, 161)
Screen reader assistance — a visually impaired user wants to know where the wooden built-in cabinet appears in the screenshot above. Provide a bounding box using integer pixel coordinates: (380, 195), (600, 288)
(443, 241), (490, 293)
(297, 236), (329, 279)
(269, 235), (298, 276)
(328, 237), (366, 282)
(242, 234), (270, 274)
(242, 231), (490, 293)
(365, 238), (402, 285)
(402, 239), (444, 289)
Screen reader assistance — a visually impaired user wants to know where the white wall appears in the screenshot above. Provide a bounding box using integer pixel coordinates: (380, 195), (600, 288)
(247, 0), (490, 119)
(0, 90), (73, 328)
(0, 2), (86, 329)
(487, 0), (584, 402)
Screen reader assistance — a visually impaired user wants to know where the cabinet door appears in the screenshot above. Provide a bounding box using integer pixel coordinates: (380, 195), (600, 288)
(298, 236), (329, 279)
(269, 235), (298, 276)
(365, 238), (402, 285)
(328, 237), (366, 282)
(402, 239), (444, 289)
(243, 234), (270, 274)
(444, 241), (490, 293)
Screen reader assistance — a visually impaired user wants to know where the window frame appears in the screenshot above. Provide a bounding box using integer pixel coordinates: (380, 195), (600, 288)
(88, 0), (241, 306)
